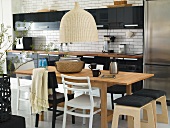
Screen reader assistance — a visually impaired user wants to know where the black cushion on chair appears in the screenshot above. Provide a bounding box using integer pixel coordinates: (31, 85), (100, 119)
(133, 89), (166, 99)
(114, 95), (153, 107)
(0, 115), (26, 128)
(107, 85), (126, 94)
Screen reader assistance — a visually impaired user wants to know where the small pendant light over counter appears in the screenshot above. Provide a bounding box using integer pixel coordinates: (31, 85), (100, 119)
(59, 2), (98, 43)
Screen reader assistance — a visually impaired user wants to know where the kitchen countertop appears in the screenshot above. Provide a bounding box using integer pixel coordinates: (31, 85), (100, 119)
(7, 50), (143, 59)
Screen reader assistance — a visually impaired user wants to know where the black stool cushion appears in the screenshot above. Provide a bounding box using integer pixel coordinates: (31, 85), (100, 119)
(0, 115), (25, 128)
(133, 89), (166, 99)
(114, 95), (153, 107)
(107, 85), (126, 94)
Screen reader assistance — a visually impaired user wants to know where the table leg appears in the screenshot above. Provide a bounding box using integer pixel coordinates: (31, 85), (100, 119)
(39, 112), (44, 121)
(126, 85), (132, 95)
(126, 84), (133, 128)
(100, 84), (108, 128)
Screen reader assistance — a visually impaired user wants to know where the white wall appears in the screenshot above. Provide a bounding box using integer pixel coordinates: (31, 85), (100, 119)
(15, 0), (144, 54)
(19, 0), (143, 13)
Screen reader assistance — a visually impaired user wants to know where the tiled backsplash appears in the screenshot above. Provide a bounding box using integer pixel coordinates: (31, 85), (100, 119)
(28, 29), (143, 54)
(20, 0), (143, 54)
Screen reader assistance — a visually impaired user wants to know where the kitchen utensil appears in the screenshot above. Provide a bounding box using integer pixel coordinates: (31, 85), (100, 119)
(109, 57), (118, 74)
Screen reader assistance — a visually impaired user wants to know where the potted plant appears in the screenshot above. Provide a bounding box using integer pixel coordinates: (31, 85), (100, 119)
(0, 23), (13, 122)
(0, 23), (31, 123)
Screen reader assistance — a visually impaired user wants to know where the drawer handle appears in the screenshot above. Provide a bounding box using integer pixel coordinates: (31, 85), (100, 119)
(124, 58), (137, 60)
(49, 55), (59, 57)
(39, 54), (48, 56)
(12, 53), (21, 55)
(83, 56), (95, 58)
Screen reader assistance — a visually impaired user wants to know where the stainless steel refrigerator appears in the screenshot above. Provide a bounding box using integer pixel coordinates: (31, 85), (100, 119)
(144, 0), (170, 102)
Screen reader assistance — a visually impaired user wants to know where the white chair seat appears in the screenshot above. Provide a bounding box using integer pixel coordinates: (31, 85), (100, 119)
(67, 94), (101, 109)
(19, 79), (32, 86)
(55, 84), (64, 93)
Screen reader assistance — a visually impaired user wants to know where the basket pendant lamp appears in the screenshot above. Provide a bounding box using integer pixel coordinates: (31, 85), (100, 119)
(59, 2), (98, 43)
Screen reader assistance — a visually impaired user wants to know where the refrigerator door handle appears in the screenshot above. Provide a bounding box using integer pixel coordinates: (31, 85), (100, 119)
(144, 0), (148, 64)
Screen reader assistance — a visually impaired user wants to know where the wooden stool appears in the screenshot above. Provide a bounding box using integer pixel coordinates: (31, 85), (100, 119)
(111, 95), (155, 128)
(133, 89), (169, 124)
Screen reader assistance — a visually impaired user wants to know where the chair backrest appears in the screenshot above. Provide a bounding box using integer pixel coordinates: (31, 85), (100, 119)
(61, 74), (94, 105)
(14, 60), (35, 77)
(84, 63), (104, 70)
(48, 72), (58, 90)
(48, 72), (59, 102)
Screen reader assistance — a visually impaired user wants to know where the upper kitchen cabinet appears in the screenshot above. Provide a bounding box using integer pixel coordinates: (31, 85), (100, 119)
(124, 6), (144, 28)
(13, 11), (65, 30)
(13, 6), (144, 30)
(13, 11), (65, 22)
(87, 8), (108, 29)
(48, 11), (64, 22)
(108, 7), (124, 28)
(108, 6), (144, 29)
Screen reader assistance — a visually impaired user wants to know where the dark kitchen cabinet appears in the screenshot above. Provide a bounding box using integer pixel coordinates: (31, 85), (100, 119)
(13, 6), (144, 30)
(48, 11), (64, 22)
(108, 7), (125, 28)
(108, 8), (117, 28)
(124, 6), (144, 28)
(96, 8), (108, 28)
(13, 11), (65, 30)
(87, 8), (108, 29)
(13, 11), (65, 23)
(116, 8), (124, 28)
(23, 13), (39, 22)
(108, 6), (144, 29)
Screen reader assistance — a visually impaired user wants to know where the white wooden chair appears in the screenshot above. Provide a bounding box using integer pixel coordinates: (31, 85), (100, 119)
(14, 60), (34, 114)
(61, 74), (101, 128)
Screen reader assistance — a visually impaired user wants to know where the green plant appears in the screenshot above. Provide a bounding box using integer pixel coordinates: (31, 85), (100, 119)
(0, 23), (30, 75)
(15, 20), (32, 38)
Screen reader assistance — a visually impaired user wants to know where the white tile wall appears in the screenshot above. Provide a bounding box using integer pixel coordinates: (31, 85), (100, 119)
(19, 0), (143, 12)
(28, 29), (143, 54)
(20, 0), (144, 54)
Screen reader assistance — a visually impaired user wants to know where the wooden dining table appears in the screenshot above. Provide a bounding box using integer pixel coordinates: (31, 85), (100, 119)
(15, 66), (154, 128)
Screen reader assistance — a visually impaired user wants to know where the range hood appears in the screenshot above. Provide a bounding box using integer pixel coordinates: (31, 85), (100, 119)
(15, 21), (60, 31)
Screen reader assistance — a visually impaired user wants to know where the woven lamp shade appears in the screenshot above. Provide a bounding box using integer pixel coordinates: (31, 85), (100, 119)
(59, 2), (98, 43)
